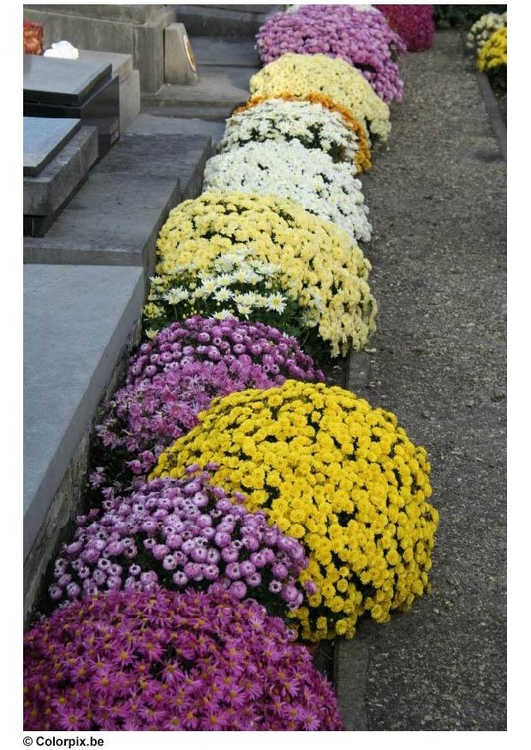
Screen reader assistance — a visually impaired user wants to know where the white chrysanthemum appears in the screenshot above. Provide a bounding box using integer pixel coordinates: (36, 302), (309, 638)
(164, 288), (188, 304)
(467, 12), (507, 50)
(220, 98), (363, 171)
(150, 243), (294, 328)
(198, 278), (218, 295)
(214, 288), (233, 303)
(266, 294), (287, 313)
(203, 141), (372, 244)
(213, 309), (234, 320)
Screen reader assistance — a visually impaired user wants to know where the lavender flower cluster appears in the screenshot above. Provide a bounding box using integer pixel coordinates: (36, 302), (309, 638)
(50, 467), (313, 618)
(126, 315), (325, 387)
(92, 316), (324, 492)
(375, 5), (435, 52)
(256, 4), (407, 103)
(25, 587), (345, 730)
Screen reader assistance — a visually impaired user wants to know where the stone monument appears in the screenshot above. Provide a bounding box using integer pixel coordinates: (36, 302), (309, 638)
(23, 5), (177, 93)
(23, 54), (120, 159)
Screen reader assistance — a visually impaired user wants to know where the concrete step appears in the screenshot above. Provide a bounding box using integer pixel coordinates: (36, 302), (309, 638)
(23, 132), (213, 276)
(190, 36), (261, 68)
(172, 4), (278, 38)
(141, 65), (257, 120)
(125, 113), (226, 148)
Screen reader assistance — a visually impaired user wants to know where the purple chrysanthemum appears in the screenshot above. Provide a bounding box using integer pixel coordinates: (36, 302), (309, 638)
(256, 5), (407, 103)
(91, 316), (323, 494)
(49, 467), (310, 621)
(24, 587), (345, 731)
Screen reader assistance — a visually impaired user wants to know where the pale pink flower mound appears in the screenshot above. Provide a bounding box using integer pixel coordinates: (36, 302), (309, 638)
(48, 466), (313, 621)
(91, 316), (324, 496)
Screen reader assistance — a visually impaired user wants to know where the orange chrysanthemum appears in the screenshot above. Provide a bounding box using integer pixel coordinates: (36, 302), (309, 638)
(233, 92), (372, 173)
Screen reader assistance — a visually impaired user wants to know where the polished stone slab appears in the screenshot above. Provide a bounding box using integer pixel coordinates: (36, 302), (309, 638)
(78, 49), (133, 80)
(23, 116), (81, 176)
(23, 54), (111, 105)
(73, 50), (141, 132)
(24, 72), (120, 160)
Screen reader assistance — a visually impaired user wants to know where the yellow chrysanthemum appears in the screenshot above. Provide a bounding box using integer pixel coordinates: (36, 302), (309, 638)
(477, 26), (507, 72)
(151, 191), (377, 357)
(150, 380), (439, 641)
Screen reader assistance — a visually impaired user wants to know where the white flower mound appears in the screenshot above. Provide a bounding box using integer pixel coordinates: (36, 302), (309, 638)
(203, 141), (372, 244)
(219, 98), (363, 171)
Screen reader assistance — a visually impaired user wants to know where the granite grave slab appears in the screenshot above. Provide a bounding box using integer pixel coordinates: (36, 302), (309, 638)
(77, 50), (141, 132)
(24, 54), (120, 159)
(24, 124), (99, 237)
(23, 54), (111, 106)
(23, 116), (81, 177)
(23, 133), (212, 274)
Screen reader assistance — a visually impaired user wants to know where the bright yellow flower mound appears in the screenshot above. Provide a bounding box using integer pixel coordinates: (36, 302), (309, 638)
(477, 26), (507, 72)
(153, 192), (377, 357)
(151, 380), (439, 642)
(249, 53), (391, 142)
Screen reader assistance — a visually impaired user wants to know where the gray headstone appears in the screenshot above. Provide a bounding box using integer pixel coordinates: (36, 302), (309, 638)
(164, 23), (199, 85)
(24, 124), (98, 219)
(23, 54), (111, 105)
(23, 116), (81, 176)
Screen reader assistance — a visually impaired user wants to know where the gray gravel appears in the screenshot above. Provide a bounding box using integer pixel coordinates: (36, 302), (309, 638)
(337, 30), (506, 732)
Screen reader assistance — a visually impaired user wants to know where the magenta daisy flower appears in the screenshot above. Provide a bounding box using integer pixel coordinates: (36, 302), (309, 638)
(24, 588), (345, 731)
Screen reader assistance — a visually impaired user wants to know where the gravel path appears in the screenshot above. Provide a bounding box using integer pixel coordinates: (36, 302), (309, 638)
(337, 29), (507, 731)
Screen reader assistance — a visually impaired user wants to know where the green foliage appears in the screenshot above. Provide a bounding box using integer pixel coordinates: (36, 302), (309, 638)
(434, 5), (507, 29)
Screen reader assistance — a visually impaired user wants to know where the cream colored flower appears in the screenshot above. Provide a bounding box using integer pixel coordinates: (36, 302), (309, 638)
(249, 53), (391, 141)
(152, 192), (377, 356)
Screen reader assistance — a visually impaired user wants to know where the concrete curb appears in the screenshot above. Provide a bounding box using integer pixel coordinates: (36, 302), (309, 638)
(476, 71), (507, 162)
(328, 349), (373, 728)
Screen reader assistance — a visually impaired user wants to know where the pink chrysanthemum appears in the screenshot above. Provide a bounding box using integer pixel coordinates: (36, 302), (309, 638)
(91, 316), (323, 495)
(48, 467), (311, 622)
(375, 5), (435, 52)
(24, 587), (345, 731)
(256, 4), (407, 103)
